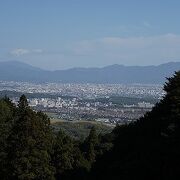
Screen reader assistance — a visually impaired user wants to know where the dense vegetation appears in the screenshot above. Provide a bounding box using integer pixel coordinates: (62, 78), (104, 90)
(0, 95), (113, 179)
(90, 71), (180, 180)
(0, 71), (180, 179)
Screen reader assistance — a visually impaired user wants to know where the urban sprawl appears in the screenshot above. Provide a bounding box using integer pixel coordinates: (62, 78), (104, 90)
(0, 81), (165, 125)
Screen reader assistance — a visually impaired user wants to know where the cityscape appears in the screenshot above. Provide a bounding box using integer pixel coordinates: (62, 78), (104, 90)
(0, 81), (164, 125)
(0, 81), (164, 98)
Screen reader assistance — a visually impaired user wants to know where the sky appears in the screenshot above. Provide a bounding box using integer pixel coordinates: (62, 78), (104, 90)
(0, 0), (180, 70)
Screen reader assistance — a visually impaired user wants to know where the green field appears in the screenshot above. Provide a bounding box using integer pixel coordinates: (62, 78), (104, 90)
(46, 111), (114, 140)
(51, 120), (114, 140)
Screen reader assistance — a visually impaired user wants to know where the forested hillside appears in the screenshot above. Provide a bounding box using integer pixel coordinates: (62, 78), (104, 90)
(90, 71), (180, 180)
(0, 95), (113, 179)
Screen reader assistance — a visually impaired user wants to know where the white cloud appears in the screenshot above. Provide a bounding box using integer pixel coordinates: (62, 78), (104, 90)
(10, 48), (43, 56)
(68, 34), (180, 65)
(7, 34), (180, 69)
(10, 48), (30, 56)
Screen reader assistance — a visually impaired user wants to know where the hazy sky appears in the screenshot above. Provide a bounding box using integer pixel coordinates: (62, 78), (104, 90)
(0, 0), (180, 70)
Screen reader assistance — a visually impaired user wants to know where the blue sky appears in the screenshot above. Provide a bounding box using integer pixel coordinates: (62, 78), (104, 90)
(0, 0), (180, 70)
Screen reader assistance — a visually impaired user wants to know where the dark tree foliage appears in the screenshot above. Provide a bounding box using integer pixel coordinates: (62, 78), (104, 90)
(90, 71), (180, 180)
(53, 130), (74, 178)
(53, 130), (90, 180)
(0, 95), (91, 180)
(6, 95), (55, 180)
(18, 94), (29, 110)
(0, 98), (15, 178)
(83, 127), (99, 163)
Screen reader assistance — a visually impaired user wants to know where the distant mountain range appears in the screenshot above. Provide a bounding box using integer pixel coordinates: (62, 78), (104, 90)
(0, 61), (180, 84)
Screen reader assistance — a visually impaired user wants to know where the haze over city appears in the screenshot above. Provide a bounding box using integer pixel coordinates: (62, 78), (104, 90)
(0, 0), (180, 70)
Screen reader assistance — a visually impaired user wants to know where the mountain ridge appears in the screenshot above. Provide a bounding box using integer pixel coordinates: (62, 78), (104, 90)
(0, 61), (180, 84)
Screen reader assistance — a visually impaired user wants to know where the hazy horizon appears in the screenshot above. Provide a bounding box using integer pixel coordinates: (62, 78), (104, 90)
(1, 0), (180, 70)
(1, 60), (180, 71)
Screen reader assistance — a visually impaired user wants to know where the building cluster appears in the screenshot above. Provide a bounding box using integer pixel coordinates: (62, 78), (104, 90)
(1, 81), (160, 124)
(0, 81), (164, 99)
(28, 97), (78, 108)
(12, 97), (154, 124)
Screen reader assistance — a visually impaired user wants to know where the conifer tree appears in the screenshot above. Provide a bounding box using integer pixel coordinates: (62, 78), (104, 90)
(53, 129), (91, 180)
(0, 99), (14, 178)
(7, 95), (55, 180)
(53, 130), (74, 179)
(83, 127), (98, 163)
(91, 71), (180, 180)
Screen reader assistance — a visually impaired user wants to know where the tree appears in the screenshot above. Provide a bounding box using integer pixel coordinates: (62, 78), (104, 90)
(83, 127), (99, 163)
(53, 129), (91, 180)
(18, 94), (29, 110)
(53, 130), (74, 179)
(7, 95), (55, 180)
(0, 99), (14, 178)
(91, 71), (180, 180)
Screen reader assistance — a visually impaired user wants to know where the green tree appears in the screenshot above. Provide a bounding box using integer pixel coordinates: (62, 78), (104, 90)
(18, 94), (29, 109)
(83, 127), (99, 163)
(7, 95), (55, 180)
(0, 99), (14, 179)
(91, 71), (180, 180)
(53, 130), (74, 179)
(53, 129), (91, 180)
